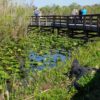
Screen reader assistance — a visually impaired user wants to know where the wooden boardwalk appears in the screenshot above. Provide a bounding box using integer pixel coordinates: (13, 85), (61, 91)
(28, 14), (100, 38)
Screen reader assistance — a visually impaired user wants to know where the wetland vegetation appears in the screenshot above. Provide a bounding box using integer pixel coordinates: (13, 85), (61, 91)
(0, 0), (100, 100)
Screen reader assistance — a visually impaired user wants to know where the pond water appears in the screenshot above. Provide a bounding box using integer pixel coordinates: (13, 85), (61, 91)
(29, 50), (71, 70)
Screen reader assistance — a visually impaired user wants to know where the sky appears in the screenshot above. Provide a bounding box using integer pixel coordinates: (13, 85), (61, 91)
(33, 0), (100, 7)
(13, 0), (100, 7)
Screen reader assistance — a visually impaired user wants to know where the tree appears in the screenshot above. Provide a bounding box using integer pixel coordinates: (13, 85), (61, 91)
(69, 2), (81, 10)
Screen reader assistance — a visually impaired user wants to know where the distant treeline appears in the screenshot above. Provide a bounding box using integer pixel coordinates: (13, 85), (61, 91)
(39, 3), (100, 15)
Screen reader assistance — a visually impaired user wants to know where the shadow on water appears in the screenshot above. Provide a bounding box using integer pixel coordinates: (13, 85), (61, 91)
(29, 49), (70, 71)
(71, 70), (100, 100)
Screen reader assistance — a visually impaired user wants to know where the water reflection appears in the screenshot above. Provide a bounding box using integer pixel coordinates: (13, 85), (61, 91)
(29, 50), (68, 70)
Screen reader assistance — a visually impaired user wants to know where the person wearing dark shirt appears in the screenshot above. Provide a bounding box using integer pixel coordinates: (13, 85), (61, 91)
(79, 9), (82, 16)
(79, 9), (82, 22)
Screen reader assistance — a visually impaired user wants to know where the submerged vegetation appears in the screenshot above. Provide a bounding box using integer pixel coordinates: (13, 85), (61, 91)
(0, 0), (100, 100)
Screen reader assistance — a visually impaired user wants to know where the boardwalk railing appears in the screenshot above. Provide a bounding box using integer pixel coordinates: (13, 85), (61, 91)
(28, 14), (100, 35)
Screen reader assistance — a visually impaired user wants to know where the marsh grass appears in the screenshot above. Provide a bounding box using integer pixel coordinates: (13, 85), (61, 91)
(0, 1), (100, 99)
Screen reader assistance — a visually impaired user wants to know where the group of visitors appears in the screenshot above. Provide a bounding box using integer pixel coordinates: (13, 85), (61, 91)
(72, 7), (87, 16)
(34, 7), (87, 17)
(71, 7), (87, 22)
(33, 7), (87, 25)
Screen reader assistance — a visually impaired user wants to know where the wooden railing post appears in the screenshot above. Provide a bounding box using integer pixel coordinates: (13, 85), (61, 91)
(74, 15), (77, 28)
(67, 16), (69, 28)
(45, 16), (47, 26)
(30, 16), (33, 25)
(60, 16), (61, 28)
(97, 15), (100, 36)
(51, 16), (55, 33)
(89, 16), (92, 26)
(53, 15), (55, 27)
(83, 15), (86, 30)
(83, 15), (88, 40)
(39, 16), (41, 26)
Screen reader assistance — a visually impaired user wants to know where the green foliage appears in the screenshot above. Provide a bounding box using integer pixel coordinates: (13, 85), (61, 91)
(0, 1), (100, 99)
(40, 4), (100, 15)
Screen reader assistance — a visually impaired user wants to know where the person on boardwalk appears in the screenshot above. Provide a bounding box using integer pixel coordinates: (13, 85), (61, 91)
(79, 9), (82, 22)
(34, 7), (40, 17)
(81, 7), (87, 15)
(72, 9), (78, 16)
(34, 7), (40, 25)
(71, 9), (78, 23)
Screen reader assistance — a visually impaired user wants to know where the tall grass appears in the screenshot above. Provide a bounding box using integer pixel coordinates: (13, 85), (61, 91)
(0, 1), (100, 99)
(0, 0), (33, 42)
(0, 1), (34, 99)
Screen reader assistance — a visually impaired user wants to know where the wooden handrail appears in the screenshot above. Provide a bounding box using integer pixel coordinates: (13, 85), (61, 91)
(29, 14), (100, 34)
(30, 14), (100, 17)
